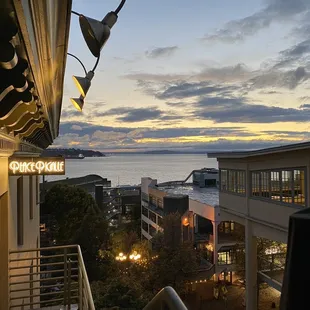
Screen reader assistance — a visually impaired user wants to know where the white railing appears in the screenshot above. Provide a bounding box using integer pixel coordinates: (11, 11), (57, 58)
(9, 245), (95, 309)
(143, 286), (188, 310)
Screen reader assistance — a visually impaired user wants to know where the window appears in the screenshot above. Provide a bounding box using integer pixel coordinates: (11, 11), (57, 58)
(220, 170), (228, 191)
(218, 251), (233, 265)
(149, 211), (156, 223)
(149, 225), (156, 237)
(236, 171), (245, 194)
(251, 168), (306, 206)
(252, 172), (260, 196)
(17, 177), (24, 246)
(157, 199), (163, 209)
(149, 195), (156, 206)
(220, 169), (246, 195)
(282, 170), (293, 203)
(228, 171), (236, 192)
(294, 170), (305, 205)
(29, 176), (33, 220)
(142, 220), (148, 233)
(261, 171), (270, 198)
(142, 206), (148, 217)
(158, 216), (163, 228)
(271, 171), (280, 201)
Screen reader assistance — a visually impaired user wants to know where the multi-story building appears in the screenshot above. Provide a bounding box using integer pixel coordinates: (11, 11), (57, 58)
(207, 141), (310, 310)
(0, 1), (97, 309)
(141, 173), (242, 283)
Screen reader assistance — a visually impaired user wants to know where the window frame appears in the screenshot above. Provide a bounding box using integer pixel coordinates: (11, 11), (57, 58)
(220, 169), (246, 196)
(250, 167), (307, 208)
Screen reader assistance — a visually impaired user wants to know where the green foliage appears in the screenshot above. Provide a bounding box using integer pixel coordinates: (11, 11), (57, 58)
(42, 184), (110, 281)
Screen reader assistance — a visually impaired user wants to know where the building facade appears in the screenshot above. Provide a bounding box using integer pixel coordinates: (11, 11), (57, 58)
(208, 141), (310, 310)
(0, 1), (72, 308)
(141, 175), (241, 283)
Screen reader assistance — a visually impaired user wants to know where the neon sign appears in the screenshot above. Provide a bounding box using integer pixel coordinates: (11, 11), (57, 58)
(9, 157), (65, 175)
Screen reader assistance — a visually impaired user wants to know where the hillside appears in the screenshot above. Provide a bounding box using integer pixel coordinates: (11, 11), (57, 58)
(42, 148), (105, 158)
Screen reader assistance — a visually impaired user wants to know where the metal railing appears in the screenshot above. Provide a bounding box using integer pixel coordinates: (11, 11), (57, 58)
(9, 245), (95, 309)
(143, 286), (188, 310)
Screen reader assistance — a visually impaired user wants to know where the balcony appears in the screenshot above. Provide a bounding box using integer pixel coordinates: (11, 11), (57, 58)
(9, 245), (188, 310)
(9, 245), (95, 309)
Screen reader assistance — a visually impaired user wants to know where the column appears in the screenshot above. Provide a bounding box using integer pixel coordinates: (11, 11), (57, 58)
(213, 221), (218, 267)
(245, 220), (258, 310)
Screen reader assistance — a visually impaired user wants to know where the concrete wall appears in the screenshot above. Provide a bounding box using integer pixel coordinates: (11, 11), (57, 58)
(189, 199), (216, 221)
(8, 175), (40, 309)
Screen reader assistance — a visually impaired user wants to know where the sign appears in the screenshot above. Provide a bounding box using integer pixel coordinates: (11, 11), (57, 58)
(9, 157), (65, 176)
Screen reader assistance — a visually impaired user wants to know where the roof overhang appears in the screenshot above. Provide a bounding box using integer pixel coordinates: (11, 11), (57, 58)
(207, 141), (310, 159)
(0, 0), (72, 150)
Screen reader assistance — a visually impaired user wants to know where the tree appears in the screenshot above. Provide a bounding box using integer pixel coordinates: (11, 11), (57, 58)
(42, 185), (110, 281)
(234, 227), (287, 277)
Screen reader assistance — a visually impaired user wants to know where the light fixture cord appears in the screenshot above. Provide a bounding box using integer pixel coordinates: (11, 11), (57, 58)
(92, 54), (101, 72)
(67, 53), (88, 75)
(115, 0), (127, 14)
(71, 10), (80, 16)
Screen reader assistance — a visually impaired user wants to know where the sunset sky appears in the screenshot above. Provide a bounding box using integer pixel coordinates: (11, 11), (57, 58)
(55, 0), (310, 152)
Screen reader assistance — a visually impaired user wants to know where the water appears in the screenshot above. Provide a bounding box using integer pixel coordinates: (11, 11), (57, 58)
(45, 154), (218, 186)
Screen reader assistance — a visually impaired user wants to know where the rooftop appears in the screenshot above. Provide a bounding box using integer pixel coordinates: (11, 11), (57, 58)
(158, 184), (219, 207)
(40, 174), (110, 191)
(207, 141), (310, 159)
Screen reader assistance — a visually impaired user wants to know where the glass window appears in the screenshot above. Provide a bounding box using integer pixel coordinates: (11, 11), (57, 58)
(157, 199), (163, 208)
(282, 170), (293, 203)
(261, 171), (270, 198)
(293, 170), (305, 205)
(149, 211), (156, 223)
(271, 171), (281, 201)
(149, 225), (156, 237)
(142, 220), (148, 233)
(220, 169), (228, 191)
(142, 206), (148, 217)
(251, 172), (260, 196)
(218, 251), (232, 265)
(228, 171), (236, 192)
(149, 195), (156, 206)
(158, 216), (163, 227)
(236, 171), (245, 194)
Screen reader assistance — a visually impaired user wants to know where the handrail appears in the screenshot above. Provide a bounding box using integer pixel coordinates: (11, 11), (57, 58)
(77, 245), (95, 310)
(143, 286), (188, 310)
(9, 244), (95, 310)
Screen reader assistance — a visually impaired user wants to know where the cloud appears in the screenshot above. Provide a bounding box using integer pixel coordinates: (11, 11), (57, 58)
(193, 96), (310, 123)
(202, 0), (308, 43)
(61, 109), (84, 119)
(247, 66), (308, 90)
(71, 125), (83, 131)
(145, 46), (179, 58)
(105, 107), (163, 122)
(155, 81), (236, 100)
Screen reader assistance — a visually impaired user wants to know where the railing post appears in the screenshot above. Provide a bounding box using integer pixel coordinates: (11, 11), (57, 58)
(68, 258), (72, 310)
(78, 251), (83, 310)
(64, 248), (68, 307)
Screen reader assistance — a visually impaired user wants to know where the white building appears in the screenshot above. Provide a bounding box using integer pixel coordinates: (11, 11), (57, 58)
(141, 175), (241, 283)
(208, 141), (310, 310)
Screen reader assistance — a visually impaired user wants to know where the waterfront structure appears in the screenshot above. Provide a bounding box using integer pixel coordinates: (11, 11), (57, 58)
(207, 141), (310, 310)
(141, 173), (241, 283)
(40, 174), (111, 202)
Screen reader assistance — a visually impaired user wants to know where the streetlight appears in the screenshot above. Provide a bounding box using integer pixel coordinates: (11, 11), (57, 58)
(129, 251), (141, 261)
(116, 252), (127, 261)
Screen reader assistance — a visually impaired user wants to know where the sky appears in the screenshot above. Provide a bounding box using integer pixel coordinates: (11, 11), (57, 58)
(55, 0), (310, 152)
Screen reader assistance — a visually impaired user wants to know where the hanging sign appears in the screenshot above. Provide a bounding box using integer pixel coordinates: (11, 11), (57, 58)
(9, 157), (65, 176)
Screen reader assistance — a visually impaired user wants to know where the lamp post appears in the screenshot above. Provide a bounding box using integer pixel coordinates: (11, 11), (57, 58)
(69, 0), (127, 110)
